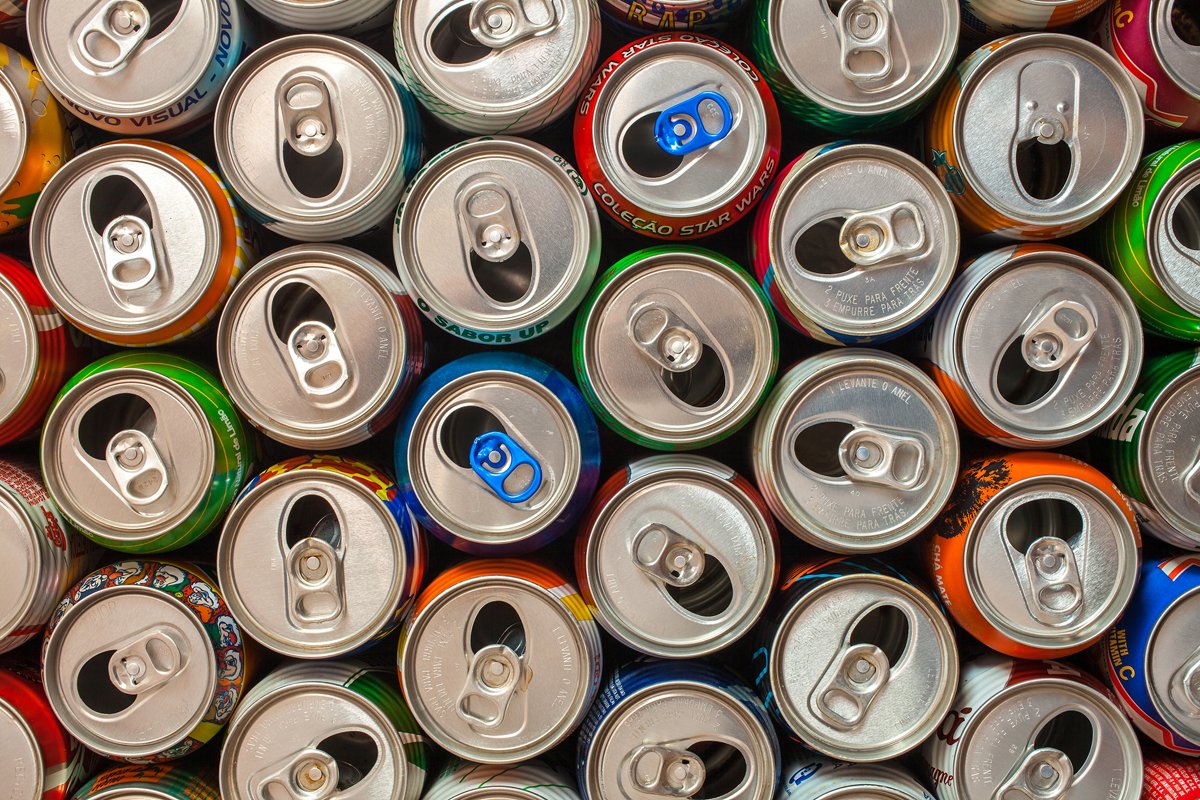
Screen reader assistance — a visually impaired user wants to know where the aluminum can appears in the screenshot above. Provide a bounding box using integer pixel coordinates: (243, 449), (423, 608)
(1101, 555), (1200, 755)
(218, 455), (425, 659)
(576, 660), (779, 800)
(575, 455), (779, 658)
(393, 0), (600, 134)
(26, 0), (245, 135)
(926, 33), (1143, 240)
(397, 559), (603, 763)
(1143, 749), (1200, 798)
(246, 0), (395, 32)
(218, 244), (424, 450)
(42, 559), (249, 762)
(575, 33), (781, 240)
(926, 451), (1139, 659)
(30, 140), (251, 347)
(750, 0), (957, 132)
(396, 353), (599, 555)
(751, 143), (959, 345)
(214, 34), (423, 241)
(394, 137), (601, 344)
(0, 661), (94, 800)
(0, 459), (96, 655)
(221, 660), (427, 800)
(573, 247), (777, 450)
(918, 244), (1143, 448)
(72, 764), (219, 800)
(1098, 141), (1200, 341)
(753, 350), (959, 553)
(424, 758), (581, 800)
(778, 753), (934, 800)
(921, 656), (1142, 800)
(754, 557), (958, 762)
(601, 0), (744, 31)
(0, 1), (21, 35)
(1100, 0), (1200, 132)
(0, 255), (80, 448)
(960, 0), (1105, 34)
(40, 352), (252, 553)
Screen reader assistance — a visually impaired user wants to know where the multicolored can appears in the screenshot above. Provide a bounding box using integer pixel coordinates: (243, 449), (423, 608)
(926, 33), (1143, 240)
(30, 140), (251, 346)
(926, 451), (1140, 659)
(1143, 748), (1200, 798)
(42, 560), (249, 762)
(1101, 0), (1200, 131)
(601, 0), (745, 30)
(218, 244), (425, 450)
(575, 455), (779, 658)
(575, 33), (780, 239)
(754, 557), (958, 762)
(0, 1), (22, 36)
(40, 352), (252, 553)
(246, 0), (395, 32)
(918, 244), (1143, 448)
(72, 764), (219, 800)
(574, 247), (778, 450)
(960, 0), (1106, 35)
(778, 753), (935, 800)
(750, 0), (957, 132)
(214, 34), (423, 241)
(220, 660), (427, 800)
(397, 559), (603, 763)
(396, 353), (599, 555)
(423, 758), (581, 800)
(26, 0), (245, 135)
(921, 656), (1142, 800)
(0, 661), (94, 800)
(393, 137), (600, 344)
(576, 660), (779, 800)
(750, 142), (959, 344)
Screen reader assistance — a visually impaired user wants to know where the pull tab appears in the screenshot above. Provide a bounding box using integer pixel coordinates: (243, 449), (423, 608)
(1169, 645), (1200, 719)
(1020, 301), (1096, 373)
(279, 75), (337, 158)
(810, 639), (891, 729)
(250, 748), (340, 800)
(101, 214), (158, 292)
(631, 523), (705, 588)
(456, 643), (527, 729)
(105, 429), (169, 508)
(837, 425), (926, 490)
(284, 533), (345, 627)
(996, 747), (1075, 800)
(629, 303), (703, 373)
(108, 629), (184, 696)
(1018, 536), (1084, 625)
(837, 0), (893, 82)
(839, 202), (926, 267)
(75, 0), (152, 71)
(655, 92), (733, 157)
(469, 0), (558, 48)
(470, 432), (542, 503)
(458, 179), (522, 263)
(628, 745), (707, 798)
(287, 321), (349, 397)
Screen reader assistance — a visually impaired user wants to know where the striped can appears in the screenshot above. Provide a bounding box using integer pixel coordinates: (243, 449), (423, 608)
(0, 1), (22, 35)
(246, 0), (395, 32)
(423, 758), (581, 800)
(960, 0), (1106, 35)
(778, 753), (935, 799)
(72, 764), (219, 800)
(1143, 748), (1200, 798)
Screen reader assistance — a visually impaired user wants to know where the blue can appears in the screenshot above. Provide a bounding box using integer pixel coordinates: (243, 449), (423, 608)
(395, 352), (601, 555)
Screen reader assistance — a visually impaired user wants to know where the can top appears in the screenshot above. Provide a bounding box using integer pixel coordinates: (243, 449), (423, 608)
(0, 490), (42, 643)
(1153, 0), (1200, 100)
(27, 0), (227, 116)
(769, 572), (957, 761)
(0, 697), (42, 800)
(31, 142), (224, 339)
(218, 469), (411, 658)
(0, 270), (37, 425)
(965, 477), (1138, 651)
(1148, 159), (1200, 316)
(766, 0), (957, 116)
(1139, 358), (1200, 542)
(0, 69), (27, 192)
(41, 368), (215, 543)
(214, 34), (408, 227)
(396, 137), (599, 333)
(1147, 583), (1200, 742)
(953, 34), (1142, 227)
(43, 585), (217, 758)
(767, 144), (958, 337)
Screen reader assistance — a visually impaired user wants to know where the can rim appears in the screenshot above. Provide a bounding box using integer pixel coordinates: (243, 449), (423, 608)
(1146, 583), (1200, 742)
(0, 489), (41, 640)
(0, 270), (39, 425)
(0, 695), (44, 800)
(1146, 158), (1200, 317)
(1152, 0), (1200, 101)
(1138, 360), (1200, 541)
(0, 67), (27, 193)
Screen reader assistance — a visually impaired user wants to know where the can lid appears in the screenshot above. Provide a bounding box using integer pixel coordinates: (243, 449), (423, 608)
(769, 573), (957, 761)
(217, 245), (410, 450)
(1152, 0), (1200, 101)
(396, 137), (599, 334)
(0, 69), (27, 193)
(30, 142), (224, 339)
(578, 249), (775, 446)
(767, 0), (957, 116)
(964, 477), (1138, 651)
(43, 584), (217, 758)
(0, 270), (38, 426)
(953, 34), (1142, 228)
(0, 490), (40, 644)
(1140, 360), (1200, 542)
(41, 369), (215, 543)
(0, 697), (42, 800)
(755, 350), (958, 552)
(1148, 158), (1200, 316)
(767, 144), (958, 337)
(1148, 585), (1200, 742)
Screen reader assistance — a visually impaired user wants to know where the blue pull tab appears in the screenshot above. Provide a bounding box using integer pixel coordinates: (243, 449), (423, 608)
(654, 91), (734, 156)
(470, 431), (543, 504)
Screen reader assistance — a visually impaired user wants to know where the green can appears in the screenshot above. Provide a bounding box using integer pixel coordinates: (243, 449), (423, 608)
(1100, 348), (1200, 549)
(1098, 140), (1200, 341)
(573, 246), (778, 450)
(74, 763), (219, 800)
(750, 0), (958, 133)
(40, 352), (252, 553)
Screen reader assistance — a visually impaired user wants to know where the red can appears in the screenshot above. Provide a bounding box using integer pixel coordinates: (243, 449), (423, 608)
(1144, 748), (1200, 798)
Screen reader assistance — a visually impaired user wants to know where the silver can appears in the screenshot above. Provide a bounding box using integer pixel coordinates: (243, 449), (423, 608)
(214, 34), (423, 241)
(393, 0), (600, 134)
(246, 0), (395, 32)
(394, 137), (601, 344)
(577, 454), (779, 658)
(26, 0), (246, 135)
(752, 350), (959, 553)
(423, 758), (581, 800)
(218, 244), (425, 450)
(778, 753), (934, 800)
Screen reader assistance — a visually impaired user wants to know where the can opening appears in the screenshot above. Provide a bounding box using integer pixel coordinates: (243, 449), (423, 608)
(848, 604), (909, 666)
(1173, 183), (1200, 250)
(77, 650), (137, 714)
(689, 742), (748, 799)
(664, 554), (734, 617)
(140, 0), (186, 39)
(1015, 139), (1072, 201)
(89, 175), (153, 236)
(1032, 709), (1094, 773)
(1173, 2), (1200, 46)
(662, 345), (726, 408)
(793, 218), (857, 275)
(469, 601), (527, 655)
(793, 421), (855, 478)
(78, 394), (157, 460)
(283, 138), (345, 200)
(622, 113), (686, 178)
(89, 174), (160, 293)
(316, 731), (379, 789)
(271, 281), (337, 342)
(285, 494), (342, 551)
(1004, 497), (1083, 551)
(439, 405), (509, 467)
(470, 244), (534, 304)
(429, 4), (493, 64)
(996, 338), (1060, 406)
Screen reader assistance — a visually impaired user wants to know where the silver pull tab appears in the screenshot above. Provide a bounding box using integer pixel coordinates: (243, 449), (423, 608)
(469, 0), (558, 49)
(631, 523), (705, 588)
(628, 745), (707, 798)
(1020, 301), (1096, 373)
(629, 302), (702, 373)
(995, 747), (1074, 800)
(837, 425), (926, 490)
(456, 643), (527, 730)
(284, 535), (345, 627)
(810, 641), (891, 729)
(105, 429), (169, 508)
(1015, 62), (1077, 151)
(1016, 536), (1084, 626)
(1169, 644), (1200, 719)
(287, 321), (349, 397)
(108, 629), (184, 696)
(101, 214), (158, 292)
(250, 748), (341, 800)
(837, 0), (893, 83)
(839, 202), (926, 267)
(279, 76), (337, 158)
(76, 0), (152, 71)
(458, 179), (522, 263)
